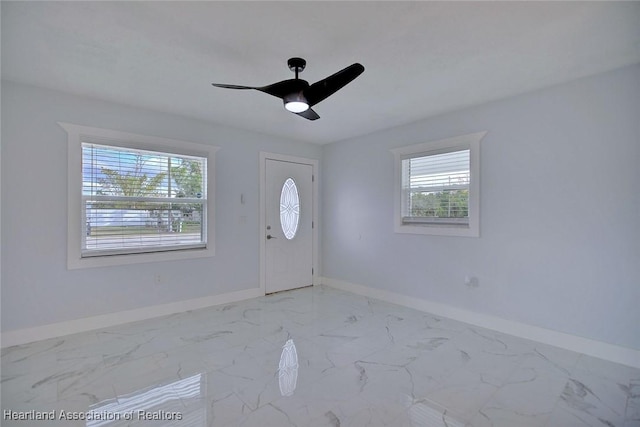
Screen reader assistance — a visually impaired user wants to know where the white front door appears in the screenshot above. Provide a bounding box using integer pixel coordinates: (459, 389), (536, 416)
(264, 158), (313, 294)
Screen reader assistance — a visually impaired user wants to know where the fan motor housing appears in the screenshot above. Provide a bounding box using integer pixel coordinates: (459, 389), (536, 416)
(288, 57), (306, 73)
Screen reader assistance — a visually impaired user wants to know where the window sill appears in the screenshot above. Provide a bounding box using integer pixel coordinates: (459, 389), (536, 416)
(395, 222), (479, 237)
(68, 246), (214, 270)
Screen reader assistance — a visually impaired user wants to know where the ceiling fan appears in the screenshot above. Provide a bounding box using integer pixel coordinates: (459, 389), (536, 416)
(211, 58), (364, 120)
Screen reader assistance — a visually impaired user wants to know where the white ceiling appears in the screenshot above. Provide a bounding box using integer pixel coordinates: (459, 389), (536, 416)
(2, 1), (640, 144)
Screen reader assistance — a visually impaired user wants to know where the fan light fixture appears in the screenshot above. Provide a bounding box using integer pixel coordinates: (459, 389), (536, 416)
(284, 94), (309, 113)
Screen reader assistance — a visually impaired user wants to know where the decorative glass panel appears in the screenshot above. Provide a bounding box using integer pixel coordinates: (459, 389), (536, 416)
(280, 178), (300, 240)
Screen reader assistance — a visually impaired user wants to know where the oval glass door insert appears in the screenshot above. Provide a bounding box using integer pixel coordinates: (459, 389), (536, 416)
(280, 178), (300, 240)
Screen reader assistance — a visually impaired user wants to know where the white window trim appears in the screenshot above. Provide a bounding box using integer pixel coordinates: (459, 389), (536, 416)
(60, 122), (219, 269)
(391, 131), (486, 237)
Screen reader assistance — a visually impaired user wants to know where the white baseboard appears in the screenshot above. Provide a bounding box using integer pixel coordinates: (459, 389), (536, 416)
(320, 277), (640, 369)
(1, 287), (264, 348)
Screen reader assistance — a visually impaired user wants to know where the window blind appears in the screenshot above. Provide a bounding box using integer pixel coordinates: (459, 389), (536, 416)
(81, 143), (207, 257)
(401, 149), (470, 224)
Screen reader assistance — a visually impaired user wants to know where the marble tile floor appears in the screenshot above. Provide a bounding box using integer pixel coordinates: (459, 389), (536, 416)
(2, 285), (639, 427)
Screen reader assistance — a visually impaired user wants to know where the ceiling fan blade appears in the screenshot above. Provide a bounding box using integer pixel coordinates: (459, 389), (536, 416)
(213, 80), (309, 100)
(295, 108), (320, 121)
(304, 63), (365, 107)
(211, 83), (257, 90)
(257, 79), (308, 99)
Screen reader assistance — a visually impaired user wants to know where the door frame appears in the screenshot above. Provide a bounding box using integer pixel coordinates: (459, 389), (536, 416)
(259, 152), (319, 295)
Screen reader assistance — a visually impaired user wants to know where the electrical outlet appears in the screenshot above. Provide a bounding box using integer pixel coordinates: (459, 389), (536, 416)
(465, 276), (479, 288)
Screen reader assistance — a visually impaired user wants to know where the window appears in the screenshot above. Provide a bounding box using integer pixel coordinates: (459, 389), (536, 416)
(391, 131), (485, 237)
(82, 144), (207, 256)
(61, 123), (218, 268)
(402, 149), (470, 224)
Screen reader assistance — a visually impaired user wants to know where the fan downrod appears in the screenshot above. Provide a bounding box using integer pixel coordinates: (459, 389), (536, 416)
(288, 57), (306, 79)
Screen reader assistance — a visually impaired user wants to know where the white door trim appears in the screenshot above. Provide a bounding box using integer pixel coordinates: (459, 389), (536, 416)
(259, 152), (319, 295)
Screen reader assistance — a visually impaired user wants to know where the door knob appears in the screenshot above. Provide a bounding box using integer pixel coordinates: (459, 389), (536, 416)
(267, 234), (277, 240)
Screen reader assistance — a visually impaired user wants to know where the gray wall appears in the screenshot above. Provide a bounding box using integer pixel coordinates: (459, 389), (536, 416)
(322, 64), (640, 350)
(3, 64), (639, 351)
(1, 81), (322, 332)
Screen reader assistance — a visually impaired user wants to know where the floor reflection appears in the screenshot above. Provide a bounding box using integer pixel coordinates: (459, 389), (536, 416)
(4, 286), (638, 426)
(405, 395), (466, 427)
(87, 373), (204, 426)
(278, 339), (298, 397)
